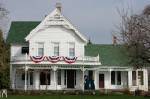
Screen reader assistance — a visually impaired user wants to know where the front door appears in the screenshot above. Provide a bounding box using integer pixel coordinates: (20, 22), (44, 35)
(67, 70), (75, 88)
(99, 74), (104, 88)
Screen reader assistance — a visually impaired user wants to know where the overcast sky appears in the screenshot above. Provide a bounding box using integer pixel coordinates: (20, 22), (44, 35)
(1, 0), (150, 44)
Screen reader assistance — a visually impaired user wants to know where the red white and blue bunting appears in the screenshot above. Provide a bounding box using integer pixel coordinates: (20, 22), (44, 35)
(63, 57), (78, 64)
(30, 56), (78, 64)
(46, 56), (61, 63)
(30, 56), (45, 63)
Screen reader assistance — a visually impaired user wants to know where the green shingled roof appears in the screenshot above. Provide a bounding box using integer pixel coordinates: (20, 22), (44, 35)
(7, 21), (129, 66)
(7, 21), (40, 43)
(85, 44), (130, 66)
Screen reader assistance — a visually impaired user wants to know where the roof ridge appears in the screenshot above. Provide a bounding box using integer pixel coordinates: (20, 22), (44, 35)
(11, 21), (41, 23)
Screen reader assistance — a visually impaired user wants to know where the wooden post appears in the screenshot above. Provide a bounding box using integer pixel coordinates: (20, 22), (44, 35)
(81, 66), (85, 92)
(52, 66), (57, 90)
(24, 67), (27, 91)
(109, 68), (112, 89)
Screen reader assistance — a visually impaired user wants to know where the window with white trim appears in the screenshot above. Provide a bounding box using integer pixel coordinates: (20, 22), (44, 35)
(57, 70), (61, 85)
(111, 71), (121, 85)
(37, 43), (44, 56)
(69, 43), (75, 57)
(53, 43), (59, 56)
(138, 71), (144, 85)
(132, 71), (136, 86)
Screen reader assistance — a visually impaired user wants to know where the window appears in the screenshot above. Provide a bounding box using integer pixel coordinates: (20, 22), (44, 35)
(111, 71), (115, 85)
(22, 47), (29, 54)
(53, 43), (59, 56)
(74, 70), (76, 85)
(40, 71), (51, 85)
(88, 71), (93, 80)
(30, 72), (33, 85)
(57, 70), (61, 85)
(22, 73), (25, 80)
(111, 71), (121, 85)
(21, 73), (28, 81)
(64, 70), (67, 85)
(132, 71), (136, 86)
(138, 71), (144, 85)
(47, 71), (51, 85)
(38, 43), (44, 56)
(117, 71), (121, 85)
(69, 43), (75, 57)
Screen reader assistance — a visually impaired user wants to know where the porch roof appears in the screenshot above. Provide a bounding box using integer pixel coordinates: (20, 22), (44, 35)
(85, 44), (130, 66)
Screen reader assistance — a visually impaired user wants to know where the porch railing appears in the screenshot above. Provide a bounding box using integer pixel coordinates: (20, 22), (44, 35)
(11, 55), (100, 63)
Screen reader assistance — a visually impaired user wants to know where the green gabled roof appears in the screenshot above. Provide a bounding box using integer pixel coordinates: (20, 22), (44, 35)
(85, 44), (130, 66)
(7, 21), (40, 44)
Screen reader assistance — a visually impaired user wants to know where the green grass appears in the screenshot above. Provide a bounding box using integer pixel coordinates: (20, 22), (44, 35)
(6, 95), (147, 99)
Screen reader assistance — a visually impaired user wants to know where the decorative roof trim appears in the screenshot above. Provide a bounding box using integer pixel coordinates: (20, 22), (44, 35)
(25, 7), (88, 43)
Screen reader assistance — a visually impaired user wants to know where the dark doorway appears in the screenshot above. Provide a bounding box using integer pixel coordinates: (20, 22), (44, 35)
(40, 71), (51, 85)
(88, 71), (93, 80)
(67, 70), (75, 88)
(99, 74), (104, 88)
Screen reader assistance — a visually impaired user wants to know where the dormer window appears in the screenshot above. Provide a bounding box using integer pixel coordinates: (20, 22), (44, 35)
(69, 43), (75, 57)
(53, 43), (59, 56)
(37, 43), (44, 56)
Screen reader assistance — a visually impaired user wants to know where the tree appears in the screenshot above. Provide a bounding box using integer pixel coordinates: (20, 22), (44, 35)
(117, 6), (150, 68)
(0, 29), (10, 88)
(0, 3), (9, 40)
(143, 5), (150, 15)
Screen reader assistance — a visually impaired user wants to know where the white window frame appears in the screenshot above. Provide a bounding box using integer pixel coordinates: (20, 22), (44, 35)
(37, 42), (44, 56)
(69, 42), (75, 57)
(53, 42), (59, 56)
(111, 71), (121, 85)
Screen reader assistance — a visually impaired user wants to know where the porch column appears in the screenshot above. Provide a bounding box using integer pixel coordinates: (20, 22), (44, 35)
(81, 66), (85, 91)
(33, 70), (40, 90)
(109, 69), (112, 89)
(128, 70), (132, 90)
(10, 64), (12, 89)
(24, 66), (28, 91)
(52, 66), (58, 90)
(143, 69), (148, 91)
(12, 67), (16, 89)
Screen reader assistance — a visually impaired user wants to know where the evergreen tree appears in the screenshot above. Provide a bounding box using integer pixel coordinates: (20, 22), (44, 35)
(0, 30), (10, 88)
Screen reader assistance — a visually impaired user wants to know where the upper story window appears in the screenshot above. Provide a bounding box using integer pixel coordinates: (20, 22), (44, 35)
(38, 43), (44, 56)
(22, 47), (29, 54)
(69, 43), (75, 57)
(53, 43), (59, 56)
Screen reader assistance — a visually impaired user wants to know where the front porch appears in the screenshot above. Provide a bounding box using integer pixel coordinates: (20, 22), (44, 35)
(10, 65), (96, 91)
(10, 64), (149, 91)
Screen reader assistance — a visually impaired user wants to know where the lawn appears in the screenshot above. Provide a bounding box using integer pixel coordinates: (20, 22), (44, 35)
(6, 95), (148, 99)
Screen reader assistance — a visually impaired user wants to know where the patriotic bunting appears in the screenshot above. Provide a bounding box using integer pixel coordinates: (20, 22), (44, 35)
(46, 56), (61, 63)
(63, 57), (77, 64)
(30, 56), (78, 64)
(30, 56), (45, 63)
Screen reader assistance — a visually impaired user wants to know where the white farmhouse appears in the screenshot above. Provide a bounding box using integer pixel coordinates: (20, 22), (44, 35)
(7, 3), (150, 91)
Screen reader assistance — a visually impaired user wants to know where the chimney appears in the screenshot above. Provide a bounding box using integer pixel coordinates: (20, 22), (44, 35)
(112, 35), (117, 45)
(56, 2), (62, 12)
